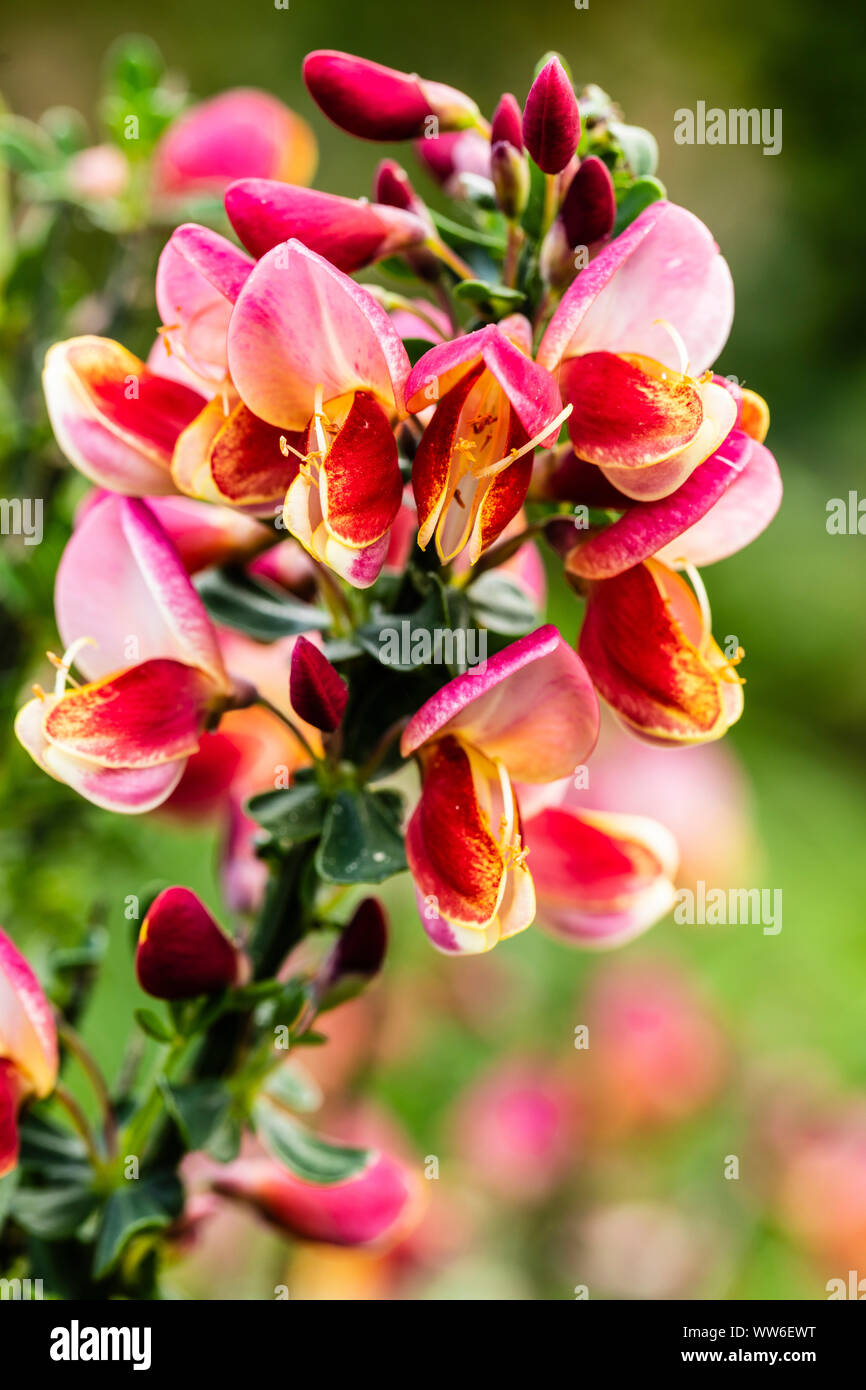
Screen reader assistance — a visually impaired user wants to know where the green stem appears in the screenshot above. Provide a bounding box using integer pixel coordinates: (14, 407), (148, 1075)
(256, 695), (319, 762)
(503, 222), (524, 289)
(53, 1084), (102, 1167)
(57, 1020), (117, 1158)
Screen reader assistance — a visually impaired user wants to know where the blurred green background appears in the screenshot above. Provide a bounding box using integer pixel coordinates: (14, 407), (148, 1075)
(1, 0), (865, 1299)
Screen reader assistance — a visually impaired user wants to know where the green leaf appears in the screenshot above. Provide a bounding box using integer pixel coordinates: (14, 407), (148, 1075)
(0, 1170), (19, 1224)
(316, 788), (407, 885)
(429, 210), (506, 252)
(11, 1183), (98, 1239)
(608, 121), (659, 177)
(133, 1007), (174, 1044)
(0, 117), (59, 173)
(454, 279), (526, 311)
(468, 571), (539, 635)
(93, 1172), (183, 1279)
(613, 176), (667, 236)
(195, 569), (329, 642)
(401, 336), (436, 366)
(160, 1080), (241, 1161)
(17, 1113), (91, 1183)
(245, 782), (327, 845)
(253, 1099), (371, 1184)
(261, 1063), (323, 1115)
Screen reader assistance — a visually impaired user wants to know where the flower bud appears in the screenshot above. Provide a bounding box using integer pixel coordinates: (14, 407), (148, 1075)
(522, 56), (581, 175)
(539, 158), (615, 288)
(289, 636), (348, 734)
(490, 140), (530, 220)
(303, 50), (481, 142)
(136, 887), (247, 1000)
(490, 93), (524, 151)
(374, 161), (440, 279)
(319, 899), (388, 1007)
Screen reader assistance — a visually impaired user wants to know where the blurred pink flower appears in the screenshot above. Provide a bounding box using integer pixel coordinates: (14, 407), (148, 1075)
(453, 1058), (581, 1201)
(152, 88), (317, 199)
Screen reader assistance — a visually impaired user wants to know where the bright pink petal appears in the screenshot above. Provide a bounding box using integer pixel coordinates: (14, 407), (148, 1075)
(227, 240), (411, 429)
(156, 224), (254, 386)
(655, 438), (782, 568)
(406, 323), (562, 442)
(537, 201), (734, 378)
(0, 929), (58, 1097)
(402, 625), (599, 782)
(567, 427), (753, 579)
(214, 1149), (418, 1247)
(56, 495), (227, 688)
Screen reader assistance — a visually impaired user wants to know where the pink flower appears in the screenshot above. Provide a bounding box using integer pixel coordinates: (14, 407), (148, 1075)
(565, 391), (781, 581)
(538, 201), (737, 500)
(405, 315), (567, 563)
(15, 495), (235, 814)
(211, 1150), (422, 1248)
(520, 777), (679, 947)
(152, 88), (317, 199)
(227, 240), (410, 586)
(582, 962), (728, 1137)
(401, 625), (599, 953)
(575, 558), (745, 745)
(43, 336), (206, 496)
(65, 144), (129, 203)
(453, 1059), (581, 1201)
(0, 930), (58, 1177)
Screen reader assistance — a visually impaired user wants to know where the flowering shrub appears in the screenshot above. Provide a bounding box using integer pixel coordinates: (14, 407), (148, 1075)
(0, 43), (781, 1298)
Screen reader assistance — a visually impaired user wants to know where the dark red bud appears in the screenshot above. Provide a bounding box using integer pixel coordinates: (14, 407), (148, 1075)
(522, 57), (581, 175)
(490, 92), (524, 151)
(326, 898), (388, 988)
(560, 155), (616, 247)
(136, 887), (244, 1001)
(374, 159), (417, 212)
(289, 635), (348, 733)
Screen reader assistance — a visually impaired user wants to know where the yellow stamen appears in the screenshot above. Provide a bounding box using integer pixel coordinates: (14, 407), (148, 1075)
(474, 401), (573, 480)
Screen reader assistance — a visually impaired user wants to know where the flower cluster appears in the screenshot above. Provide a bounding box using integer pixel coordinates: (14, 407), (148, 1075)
(2, 47), (780, 1292)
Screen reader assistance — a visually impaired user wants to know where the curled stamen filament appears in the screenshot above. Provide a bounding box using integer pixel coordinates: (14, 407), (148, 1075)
(653, 318), (690, 377)
(682, 564), (713, 656)
(475, 402), (573, 480)
(51, 637), (96, 696)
